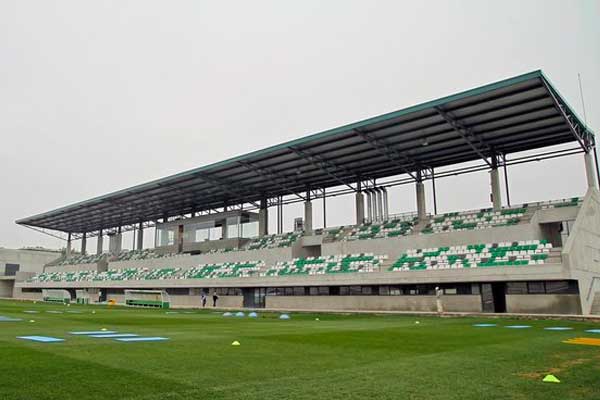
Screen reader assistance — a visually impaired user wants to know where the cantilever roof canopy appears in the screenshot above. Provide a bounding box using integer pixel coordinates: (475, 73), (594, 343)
(17, 70), (594, 235)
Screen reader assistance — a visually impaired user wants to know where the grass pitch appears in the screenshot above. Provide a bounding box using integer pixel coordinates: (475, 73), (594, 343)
(1, 300), (599, 400)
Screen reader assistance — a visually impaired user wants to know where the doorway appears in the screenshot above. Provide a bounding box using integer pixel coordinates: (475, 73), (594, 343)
(481, 283), (506, 313)
(242, 288), (265, 308)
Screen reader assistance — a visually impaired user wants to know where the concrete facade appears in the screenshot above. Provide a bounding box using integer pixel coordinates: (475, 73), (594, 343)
(0, 248), (60, 275)
(506, 294), (581, 314)
(563, 188), (600, 314)
(266, 295), (482, 312)
(11, 197), (597, 315)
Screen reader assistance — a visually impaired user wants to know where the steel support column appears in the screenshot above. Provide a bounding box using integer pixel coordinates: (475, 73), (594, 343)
(66, 232), (72, 260)
(137, 222), (144, 250)
(97, 230), (103, 255)
(416, 170), (427, 221)
(502, 154), (511, 207)
(81, 232), (87, 255)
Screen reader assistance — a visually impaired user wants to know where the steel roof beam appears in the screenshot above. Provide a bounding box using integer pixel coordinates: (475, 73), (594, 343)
(289, 147), (357, 191)
(540, 79), (589, 151)
(354, 129), (419, 181)
(194, 172), (260, 208)
(237, 160), (306, 201)
(434, 106), (494, 167)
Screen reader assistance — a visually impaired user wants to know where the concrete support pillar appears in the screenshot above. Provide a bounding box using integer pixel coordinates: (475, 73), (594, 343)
(584, 151), (598, 189)
(108, 232), (122, 254)
(97, 230), (103, 254)
(136, 223), (143, 250)
(490, 157), (502, 211)
(258, 198), (268, 237)
(376, 189), (384, 222)
(176, 224), (184, 253)
(81, 232), (87, 255)
(355, 192), (365, 225)
(304, 200), (313, 235)
(382, 188), (389, 220)
(416, 170), (427, 221)
(222, 221), (228, 239)
(66, 233), (72, 260)
(366, 190), (372, 223)
(371, 189), (378, 221)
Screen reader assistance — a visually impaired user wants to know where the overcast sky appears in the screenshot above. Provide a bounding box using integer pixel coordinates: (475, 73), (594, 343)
(1, 0), (599, 251)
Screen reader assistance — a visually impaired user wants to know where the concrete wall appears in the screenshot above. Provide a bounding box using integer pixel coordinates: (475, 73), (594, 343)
(12, 287), (43, 301)
(0, 248), (60, 274)
(0, 280), (14, 297)
(162, 294), (243, 308)
(562, 189), (600, 314)
(265, 295), (482, 312)
(506, 294), (581, 314)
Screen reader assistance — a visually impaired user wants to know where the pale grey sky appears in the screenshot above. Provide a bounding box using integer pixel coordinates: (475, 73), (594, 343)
(1, 0), (599, 250)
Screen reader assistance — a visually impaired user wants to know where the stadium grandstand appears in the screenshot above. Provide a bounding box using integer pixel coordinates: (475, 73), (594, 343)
(14, 70), (600, 315)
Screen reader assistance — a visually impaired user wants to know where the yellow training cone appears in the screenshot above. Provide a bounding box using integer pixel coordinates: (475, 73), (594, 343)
(101, 328), (107, 331)
(543, 374), (560, 383)
(29, 320), (35, 323)
(231, 341), (241, 346)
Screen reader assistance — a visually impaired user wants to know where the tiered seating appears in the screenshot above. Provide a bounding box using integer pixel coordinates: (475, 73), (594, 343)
(262, 254), (386, 277)
(207, 247), (237, 254)
(27, 270), (95, 283)
(345, 217), (418, 241)
(110, 249), (165, 262)
(181, 261), (264, 279)
(322, 226), (347, 241)
(422, 208), (526, 234)
(389, 240), (553, 271)
(57, 253), (105, 266)
(540, 197), (582, 209)
(245, 232), (301, 250)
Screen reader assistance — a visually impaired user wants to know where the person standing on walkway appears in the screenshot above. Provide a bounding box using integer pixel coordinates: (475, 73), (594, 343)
(212, 292), (219, 307)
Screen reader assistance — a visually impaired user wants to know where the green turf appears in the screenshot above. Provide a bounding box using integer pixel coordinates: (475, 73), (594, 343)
(1, 300), (599, 400)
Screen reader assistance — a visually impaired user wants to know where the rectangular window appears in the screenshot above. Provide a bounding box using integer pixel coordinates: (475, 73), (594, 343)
(506, 282), (528, 295)
(528, 282), (546, 294)
(5, 263), (19, 276)
(389, 286), (402, 296)
(22, 288), (42, 293)
(348, 286), (362, 295)
(293, 287), (306, 296)
(416, 285), (434, 295)
(318, 286), (329, 296)
(166, 288), (190, 295)
(545, 281), (578, 294)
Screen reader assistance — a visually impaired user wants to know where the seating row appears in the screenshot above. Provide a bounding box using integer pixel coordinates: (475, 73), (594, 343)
(345, 217), (418, 241)
(422, 209), (526, 234)
(29, 238), (558, 283)
(262, 254), (386, 276)
(389, 240), (553, 271)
